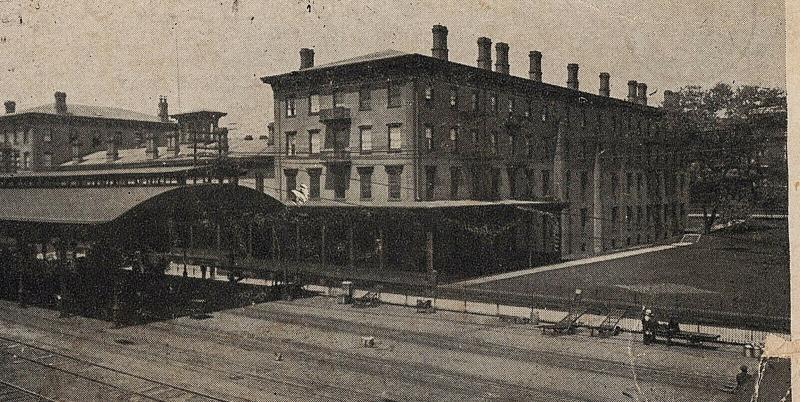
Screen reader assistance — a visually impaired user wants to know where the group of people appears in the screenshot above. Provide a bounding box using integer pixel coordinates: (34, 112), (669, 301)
(641, 307), (681, 345)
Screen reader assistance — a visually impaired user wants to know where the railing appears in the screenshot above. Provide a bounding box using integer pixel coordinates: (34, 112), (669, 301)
(319, 107), (351, 122)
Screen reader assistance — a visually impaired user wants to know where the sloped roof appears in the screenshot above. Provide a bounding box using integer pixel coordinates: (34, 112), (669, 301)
(7, 103), (170, 124)
(0, 186), (180, 224)
(306, 49), (409, 70)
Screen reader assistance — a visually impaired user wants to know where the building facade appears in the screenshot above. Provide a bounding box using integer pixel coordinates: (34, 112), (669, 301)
(0, 92), (176, 172)
(261, 25), (690, 259)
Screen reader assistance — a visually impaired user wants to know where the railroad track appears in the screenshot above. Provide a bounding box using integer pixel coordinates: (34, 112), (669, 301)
(0, 379), (58, 402)
(225, 302), (733, 391)
(0, 335), (232, 402)
(0, 315), (384, 402)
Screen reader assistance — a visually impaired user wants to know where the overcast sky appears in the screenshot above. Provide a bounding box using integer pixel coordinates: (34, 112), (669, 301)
(0, 0), (786, 136)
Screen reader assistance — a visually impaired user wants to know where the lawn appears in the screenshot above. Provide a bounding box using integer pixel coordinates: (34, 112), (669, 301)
(469, 218), (790, 327)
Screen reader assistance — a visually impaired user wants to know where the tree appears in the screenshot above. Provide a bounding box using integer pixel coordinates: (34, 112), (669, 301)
(667, 84), (786, 233)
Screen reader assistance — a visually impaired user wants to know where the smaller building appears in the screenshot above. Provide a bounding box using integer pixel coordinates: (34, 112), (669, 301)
(0, 92), (176, 172)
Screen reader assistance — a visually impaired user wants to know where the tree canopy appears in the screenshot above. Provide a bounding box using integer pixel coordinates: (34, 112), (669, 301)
(666, 84), (786, 232)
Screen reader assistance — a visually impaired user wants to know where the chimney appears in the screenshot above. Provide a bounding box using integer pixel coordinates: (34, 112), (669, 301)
(477, 37), (492, 70)
(54, 91), (67, 114)
(105, 134), (118, 162)
(567, 64), (579, 90)
(167, 131), (180, 156)
(627, 80), (638, 103)
(495, 42), (510, 74)
(528, 51), (542, 82)
(663, 90), (679, 110)
(637, 83), (648, 105)
(431, 25), (448, 61)
(158, 96), (169, 122)
(71, 141), (82, 164)
(599, 73), (610, 97)
(146, 132), (159, 159)
(4, 101), (15, 114)
(299, 48), (315, 69)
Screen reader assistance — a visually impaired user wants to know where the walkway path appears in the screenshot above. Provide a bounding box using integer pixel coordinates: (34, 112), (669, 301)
(450, 244), (678, 287)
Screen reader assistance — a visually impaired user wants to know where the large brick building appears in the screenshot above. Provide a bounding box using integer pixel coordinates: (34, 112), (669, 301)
(261, 25), (690, 259)
(0, 92), (176, 173)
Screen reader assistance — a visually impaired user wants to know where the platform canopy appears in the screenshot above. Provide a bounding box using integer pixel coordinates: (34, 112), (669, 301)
(0, 184), (283, 226)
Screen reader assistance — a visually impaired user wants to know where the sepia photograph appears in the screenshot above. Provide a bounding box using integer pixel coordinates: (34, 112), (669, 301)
(0, 0), (793, 400)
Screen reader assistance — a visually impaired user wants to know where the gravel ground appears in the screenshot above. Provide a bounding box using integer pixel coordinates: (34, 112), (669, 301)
(0, 298), (764, 401)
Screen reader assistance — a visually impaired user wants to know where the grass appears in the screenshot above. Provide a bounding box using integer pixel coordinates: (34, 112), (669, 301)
(470, 218), (789, 326)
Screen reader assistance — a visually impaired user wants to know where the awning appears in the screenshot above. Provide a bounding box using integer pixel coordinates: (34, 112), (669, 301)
(0, 186), (182, 224)
(0, 184), (284, 225)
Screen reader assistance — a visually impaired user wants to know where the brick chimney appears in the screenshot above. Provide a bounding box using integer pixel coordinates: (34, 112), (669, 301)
(567, 64), (579, 90)
(54, 92), (67, 114)
(599, 73), (610, 97)
(477, 37), (492, 70)
(300, 48), (315, 69)
(4, 101), (15, 114)
(495, 42), (509, 74)
(167, 130), (180, 156)
(146, 132), (159, 159)
(71, 141), (82, 164)
(431, 25), (448, 61)
(158, 96), (169, 122)
(105, 133), (118, 162)
(528, 51), (542, 82)
(637, 83), (648, 105)
(627, 81), (638, 103)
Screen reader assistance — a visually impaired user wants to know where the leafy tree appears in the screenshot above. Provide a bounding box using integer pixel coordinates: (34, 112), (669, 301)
(666, 84), (786, 233)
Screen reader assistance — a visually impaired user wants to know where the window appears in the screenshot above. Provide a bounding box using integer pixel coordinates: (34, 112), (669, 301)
(525, 100), (532, 117)
(22, 129), (28, 144)
(425, 166), (436, 200)
(637, 173), (643, 194)
(626, 172), (633, 194)
(611, 207), (618, 229)
(636, 206), (642, 229)
(580, 171), (588, 197)
(470, 129), (479, 149)
(332, 166), (348, 199)
(424, 85), (433, 101)
(491, 168), (500, 199)
(386, 166), (403, 200)
(527, 136), (534, 157)
(449, 87), (458, 108)
(449, 127), (459, 153)
(526, 169), (536, 198)
(285, 169), (297, 193)
(13, 130), (18, 144)
(580, 109), (586, 127)
(541, 170), (550, 196)
(450, 167), (461, 198)
(490, 94), (498, 113)
(471, 91), (479, 111)
(580, 208), (588, 229)
(508, 98), (515, 113)
(359, 88), (371, 110)
(359, 126), (372, 154)
(358, 167), (373, 199)
(333, 90), (345, 108)
(507, 167), (517, 198)
(626, 206), (633, 228)
(308, 130), (321, 154)
(425, 125), (434, 152)
(387, 81), (402, 108)
(541, 105), (548, 122)
(308, 168), (321, 199)
(285, 132), (297, 156)
(41, 152), (51, 168)
(388, 124), (402, 151)
(285, 97), (296, 117)
(22, 152), (29, 170)
(308, 94), (320, 115)
(490, 132), (498, 154)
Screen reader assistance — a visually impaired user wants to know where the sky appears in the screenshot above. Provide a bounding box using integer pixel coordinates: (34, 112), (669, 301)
(0, 0), (786, 136)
